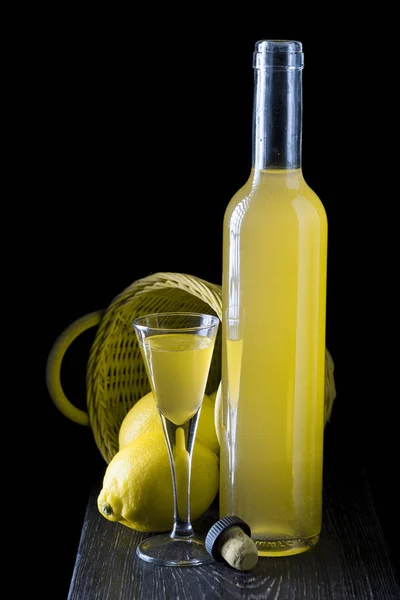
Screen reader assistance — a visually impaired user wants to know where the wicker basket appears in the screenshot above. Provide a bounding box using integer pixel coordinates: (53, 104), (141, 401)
(46, 272), (336, 464)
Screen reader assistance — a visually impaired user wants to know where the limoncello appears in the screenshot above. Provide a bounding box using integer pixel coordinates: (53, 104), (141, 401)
(220, 41), (328, 557)
(139, 333), (215, 426)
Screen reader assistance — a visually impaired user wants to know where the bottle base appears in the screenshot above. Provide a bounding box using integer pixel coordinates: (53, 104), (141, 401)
(254, 533), (320, 557)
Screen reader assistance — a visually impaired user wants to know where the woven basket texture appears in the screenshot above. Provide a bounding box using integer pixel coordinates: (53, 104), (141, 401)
(84, 272), (336, 464)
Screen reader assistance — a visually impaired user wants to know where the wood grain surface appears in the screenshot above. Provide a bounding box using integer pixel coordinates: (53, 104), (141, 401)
(68, 467), (399, 600)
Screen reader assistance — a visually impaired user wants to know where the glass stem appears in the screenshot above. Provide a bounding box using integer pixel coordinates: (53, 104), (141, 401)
(159, 409), (201, 539)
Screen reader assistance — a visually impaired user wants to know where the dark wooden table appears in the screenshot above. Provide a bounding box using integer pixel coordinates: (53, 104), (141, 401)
(68, 463), (399, 600)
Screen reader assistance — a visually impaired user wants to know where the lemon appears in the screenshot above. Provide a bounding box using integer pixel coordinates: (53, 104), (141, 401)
(118, 392), (161, 447)
(118, 391), (219, 455)
(97, 430), (219, 532)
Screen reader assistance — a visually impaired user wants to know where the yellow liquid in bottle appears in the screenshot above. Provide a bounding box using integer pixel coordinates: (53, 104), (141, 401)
(139, 333), (214, 426)
(221, 168), (327, 556)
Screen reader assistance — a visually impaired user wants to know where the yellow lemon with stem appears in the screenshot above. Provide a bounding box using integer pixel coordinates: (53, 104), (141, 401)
(97, 430), (219, 532)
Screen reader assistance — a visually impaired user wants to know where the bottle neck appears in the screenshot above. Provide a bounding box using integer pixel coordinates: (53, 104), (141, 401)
(252, 67), (302, 171)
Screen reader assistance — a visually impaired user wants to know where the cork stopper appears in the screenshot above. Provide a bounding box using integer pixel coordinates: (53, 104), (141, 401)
(205, 516), (258, 571)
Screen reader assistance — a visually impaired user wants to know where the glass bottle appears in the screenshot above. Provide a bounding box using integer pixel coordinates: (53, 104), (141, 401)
(220, 40), (328, 556)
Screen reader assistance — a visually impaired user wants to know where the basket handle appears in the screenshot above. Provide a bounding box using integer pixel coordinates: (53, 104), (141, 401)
(46, 311), (103, 425)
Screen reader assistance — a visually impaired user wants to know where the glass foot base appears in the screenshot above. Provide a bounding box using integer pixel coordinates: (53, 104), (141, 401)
(136, 534), (213, 567)
(255, 533), (320, 557)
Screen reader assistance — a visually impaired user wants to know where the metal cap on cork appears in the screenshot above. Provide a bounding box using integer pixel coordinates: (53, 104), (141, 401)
(253, 40), (304, 70)
(205, 516), (258, 571)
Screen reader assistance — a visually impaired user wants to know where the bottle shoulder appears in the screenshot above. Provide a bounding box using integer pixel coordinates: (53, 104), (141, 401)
(224, 169), (327, 226)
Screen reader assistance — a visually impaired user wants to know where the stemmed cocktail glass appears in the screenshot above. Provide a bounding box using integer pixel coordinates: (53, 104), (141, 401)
(132, 312), (220, 567)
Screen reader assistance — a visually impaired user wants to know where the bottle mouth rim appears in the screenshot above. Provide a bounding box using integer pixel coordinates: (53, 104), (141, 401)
(253, 39), (304, 70)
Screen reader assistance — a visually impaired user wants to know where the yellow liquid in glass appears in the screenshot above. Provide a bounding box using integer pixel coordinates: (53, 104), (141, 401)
(140, 333), (214, 426)
(221, 168), (327, 556)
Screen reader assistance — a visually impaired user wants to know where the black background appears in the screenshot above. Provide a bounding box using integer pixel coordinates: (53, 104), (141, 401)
(26, 12), (398, 598)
